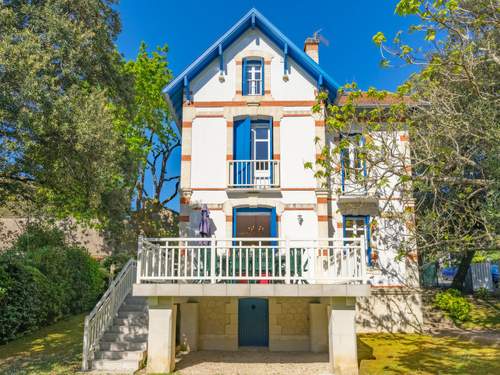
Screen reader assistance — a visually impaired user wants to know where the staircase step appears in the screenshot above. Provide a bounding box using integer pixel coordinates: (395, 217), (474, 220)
(99, 341), (147, 351)
(102, 332), (148, 343)
(108, 324), (148, 335)
(118, 311), (147, 319)
(113, 316), (148, 327)
(95, 350), (145, 360)
(124, 296), (147, 304)
(120, 304), (147, 312)
(92, 358), (141, 372)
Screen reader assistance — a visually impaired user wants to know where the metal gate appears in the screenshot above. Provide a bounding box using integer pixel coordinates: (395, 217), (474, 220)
(238, 298), (269, 346)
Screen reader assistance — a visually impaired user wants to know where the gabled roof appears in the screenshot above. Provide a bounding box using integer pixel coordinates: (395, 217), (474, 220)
(164, 8), (341, 126)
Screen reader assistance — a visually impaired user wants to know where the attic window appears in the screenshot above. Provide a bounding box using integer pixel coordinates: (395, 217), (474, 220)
(243, 58), (263, 96)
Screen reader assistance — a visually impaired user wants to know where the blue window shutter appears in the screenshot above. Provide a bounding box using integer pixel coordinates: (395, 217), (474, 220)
(234, 116), (251, 160)
(242, 59), (248, 95)
(365, 216), (372, 266)
(234, 117), (251, 185)
(260, 58), (265, 95)
(270, 207), (277, 240)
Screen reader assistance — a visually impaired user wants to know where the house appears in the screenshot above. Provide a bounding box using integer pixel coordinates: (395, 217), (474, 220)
(82, 8), (422, 375)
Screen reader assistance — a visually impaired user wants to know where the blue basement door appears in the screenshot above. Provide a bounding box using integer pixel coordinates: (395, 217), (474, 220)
(238, 298), (269, 346)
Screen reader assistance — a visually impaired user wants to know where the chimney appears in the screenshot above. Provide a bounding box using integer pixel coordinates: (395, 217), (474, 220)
(304, 36), (320, 63)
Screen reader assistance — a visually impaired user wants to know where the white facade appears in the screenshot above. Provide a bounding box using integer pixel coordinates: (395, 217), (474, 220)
(179, 26), (415, 288)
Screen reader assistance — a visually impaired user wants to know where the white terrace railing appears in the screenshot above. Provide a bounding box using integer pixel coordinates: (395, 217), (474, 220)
(82, 259), (137, 371)
(228, 160), (280, 188)
(137, 237), (367, 284)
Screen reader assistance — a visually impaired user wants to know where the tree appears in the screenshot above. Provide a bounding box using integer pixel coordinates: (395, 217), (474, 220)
(120, 42), (180, 237)
(310, 0), (499, 290)
(0, 0), (135, 225)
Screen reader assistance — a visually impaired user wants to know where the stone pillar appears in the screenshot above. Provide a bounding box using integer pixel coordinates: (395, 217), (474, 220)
(309, 303), (328, 352)
(147, 297), (177, 374)
(180, 302), (199, 352)
(328, 297), (359, 375)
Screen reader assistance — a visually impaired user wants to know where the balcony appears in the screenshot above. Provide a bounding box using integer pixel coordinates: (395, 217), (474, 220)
(338, 167), (379, 216)
(227, 160), (280, 190)
(136, 237), (367, 285)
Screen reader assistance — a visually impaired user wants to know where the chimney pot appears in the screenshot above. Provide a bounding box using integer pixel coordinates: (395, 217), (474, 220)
(304, 37), (320, 63)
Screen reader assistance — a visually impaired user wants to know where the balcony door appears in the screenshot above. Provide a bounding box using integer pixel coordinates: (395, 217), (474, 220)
(251, 122), (271, 186)
(233, 117), (273, 187)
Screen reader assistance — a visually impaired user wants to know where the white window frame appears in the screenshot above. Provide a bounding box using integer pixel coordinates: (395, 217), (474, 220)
(251, 124), (270, 161)
(245, 61), (262, 96)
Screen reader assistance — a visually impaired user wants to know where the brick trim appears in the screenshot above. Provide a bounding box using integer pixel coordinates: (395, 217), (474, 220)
(194, 114), (225, 119)
(315, 120), (325, 127)
(318, 215), (328, 222)
(179, 216), (189, 222)
(282, 113), (312, 117)
(181, 155), (191, 161)
(191, 188), (225, 191)
(317, 197), (328, 204)
(182, 121), (192, 128)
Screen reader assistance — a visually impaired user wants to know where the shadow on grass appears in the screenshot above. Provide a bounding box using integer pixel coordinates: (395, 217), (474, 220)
(0, 314), (85, 375)
(358, 333), (500, 375)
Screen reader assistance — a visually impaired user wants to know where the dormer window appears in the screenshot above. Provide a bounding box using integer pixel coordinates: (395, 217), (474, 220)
(243, 58), (263, 96)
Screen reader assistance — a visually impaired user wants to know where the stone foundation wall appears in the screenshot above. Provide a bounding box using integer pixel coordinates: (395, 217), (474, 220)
(197, 297), (238, 350)
(269, 297), (312, 351)
(356, 287), (424, 333)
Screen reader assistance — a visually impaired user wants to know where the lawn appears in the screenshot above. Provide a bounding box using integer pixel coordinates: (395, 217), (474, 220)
(358, 333), (500, 375)
(0, 314), (499, 375)
(0, 314), (84, 375)
(459, 296), (500, 330)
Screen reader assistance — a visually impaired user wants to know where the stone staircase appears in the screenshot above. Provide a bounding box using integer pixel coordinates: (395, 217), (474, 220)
(91, 295), (149, 373)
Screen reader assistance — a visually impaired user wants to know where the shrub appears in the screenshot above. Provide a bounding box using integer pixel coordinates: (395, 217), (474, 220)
(434, 288), (471, 322)
(474, 287), (491, 300)
(0, 260), (56, 343)
(0, 224), (107, 343)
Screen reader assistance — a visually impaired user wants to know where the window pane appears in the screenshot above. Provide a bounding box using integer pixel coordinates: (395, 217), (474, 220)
(255, 127), (268, 140)
(255, 142), (268, 160)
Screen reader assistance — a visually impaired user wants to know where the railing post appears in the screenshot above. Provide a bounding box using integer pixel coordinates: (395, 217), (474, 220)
(82, 316), (90, 371)
(285, 238), (291, 284)
(360, 237), (367, 282)
(210, 235), (216, 284)
(136, 236), (143, 284)
(310, 242), (317, 283)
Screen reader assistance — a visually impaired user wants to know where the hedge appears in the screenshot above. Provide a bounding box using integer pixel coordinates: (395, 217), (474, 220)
(0, 224), (107, 344)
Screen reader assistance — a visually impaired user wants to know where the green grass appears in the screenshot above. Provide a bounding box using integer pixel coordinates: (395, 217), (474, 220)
(0, 314), (84, 375)
(0, 314), (499, 375)
(459, 297), (500, 330)
(358, 333), (500, 375)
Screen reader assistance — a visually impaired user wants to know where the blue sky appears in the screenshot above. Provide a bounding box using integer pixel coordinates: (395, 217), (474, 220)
(115, 0), (419, 212)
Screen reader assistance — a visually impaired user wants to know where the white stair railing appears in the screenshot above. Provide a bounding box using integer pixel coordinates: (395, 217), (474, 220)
(82, 258), (137, 371)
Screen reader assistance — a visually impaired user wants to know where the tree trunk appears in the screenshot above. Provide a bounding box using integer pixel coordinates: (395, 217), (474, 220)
(451, 250), (475, 291)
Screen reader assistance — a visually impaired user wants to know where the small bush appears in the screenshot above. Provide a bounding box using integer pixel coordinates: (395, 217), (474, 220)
(434, 288), (471, 322)
(474, 287), (491, 300)
(0, 224), (107, 343)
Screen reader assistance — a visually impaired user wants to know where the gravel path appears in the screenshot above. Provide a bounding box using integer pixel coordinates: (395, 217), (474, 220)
(175, 350), (331, 375)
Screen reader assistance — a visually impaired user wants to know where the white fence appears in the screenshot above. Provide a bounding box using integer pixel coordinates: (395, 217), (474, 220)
(228, 160), (280, 188)
(137, 237), (367, 284)
(82, 259), (136, 371)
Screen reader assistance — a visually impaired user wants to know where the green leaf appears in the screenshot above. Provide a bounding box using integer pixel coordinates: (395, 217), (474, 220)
(372, 31), (387, 46)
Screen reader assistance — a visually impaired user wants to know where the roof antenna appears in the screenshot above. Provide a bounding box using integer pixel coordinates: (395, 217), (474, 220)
(313, 29), (330, 47)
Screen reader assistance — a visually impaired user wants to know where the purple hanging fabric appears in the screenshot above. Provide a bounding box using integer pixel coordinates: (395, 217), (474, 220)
(199, 204), (211, 238)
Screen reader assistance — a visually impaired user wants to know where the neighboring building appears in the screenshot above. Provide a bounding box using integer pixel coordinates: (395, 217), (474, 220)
(82, 9), (422, 375)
